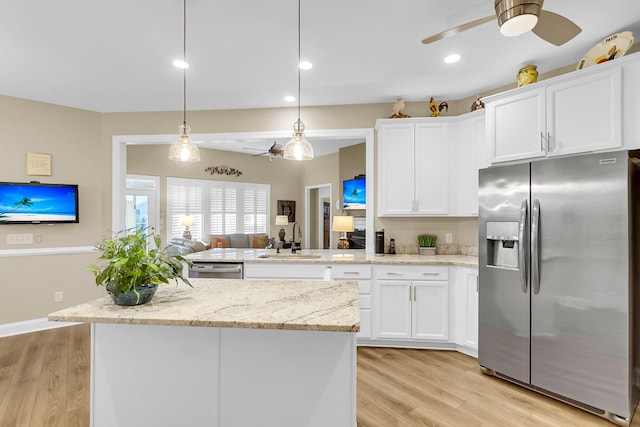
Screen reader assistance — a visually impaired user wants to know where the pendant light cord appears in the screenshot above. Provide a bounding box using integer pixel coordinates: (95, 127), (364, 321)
(297, 0), (301, 123)
(182, 0), (187, 127)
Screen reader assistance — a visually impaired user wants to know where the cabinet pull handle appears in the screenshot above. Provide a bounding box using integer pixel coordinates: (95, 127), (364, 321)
(422, 272), (439, 276)
(476, 276), (479, 293)
(386, 272), (402, 276)
(413, 287), (417, 301)
(547, 132), (552, 152)
(409, 287), (412, 301)
(540, 132), (545, 152)
(343, 271), (360, 275)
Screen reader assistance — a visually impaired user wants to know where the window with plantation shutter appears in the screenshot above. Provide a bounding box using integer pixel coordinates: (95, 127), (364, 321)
(167, 177), (270, 241)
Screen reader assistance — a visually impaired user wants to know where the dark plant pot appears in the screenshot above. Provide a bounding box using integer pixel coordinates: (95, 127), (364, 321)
(106, 283), (158, 306)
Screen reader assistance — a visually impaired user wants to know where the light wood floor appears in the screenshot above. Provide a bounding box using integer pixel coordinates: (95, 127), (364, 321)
(0, 324), (637, 426)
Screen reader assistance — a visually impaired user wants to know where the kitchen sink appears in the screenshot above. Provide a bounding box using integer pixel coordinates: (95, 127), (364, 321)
(258, 254), (322, 259)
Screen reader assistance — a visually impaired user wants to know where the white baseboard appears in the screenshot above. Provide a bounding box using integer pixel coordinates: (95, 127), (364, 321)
(0, 317), (82, 338)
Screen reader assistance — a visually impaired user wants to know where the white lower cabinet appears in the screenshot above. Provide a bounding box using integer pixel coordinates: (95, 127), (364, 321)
(244, 262), (373, 340)
(453, 267), (479, 353)
(374, 265), (449, 341)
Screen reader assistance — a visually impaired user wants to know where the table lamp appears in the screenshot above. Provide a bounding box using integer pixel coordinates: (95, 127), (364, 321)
(275, 215), (289, 242)
(332, 215), (354, 249)
(180, 215), (195, 240)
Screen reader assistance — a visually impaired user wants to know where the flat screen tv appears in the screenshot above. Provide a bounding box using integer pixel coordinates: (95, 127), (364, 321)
(0, 182), (79, 224)
(343, 177), (366, 210)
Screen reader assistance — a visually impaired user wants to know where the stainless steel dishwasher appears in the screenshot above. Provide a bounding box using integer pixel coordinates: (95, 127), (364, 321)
(189, 262), (243, 279)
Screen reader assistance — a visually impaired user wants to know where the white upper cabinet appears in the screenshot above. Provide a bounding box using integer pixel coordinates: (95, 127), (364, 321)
(377, 119), (449, 216)
(486, 62), (625, 165)
(450, 111), (484, 216)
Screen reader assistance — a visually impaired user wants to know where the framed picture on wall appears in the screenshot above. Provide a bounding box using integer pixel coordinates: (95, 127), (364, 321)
(277, 200), (296, 222)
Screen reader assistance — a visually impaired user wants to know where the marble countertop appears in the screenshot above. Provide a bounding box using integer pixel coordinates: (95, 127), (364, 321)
(187, 248), (478, 267)
(48, 278), (360, 333)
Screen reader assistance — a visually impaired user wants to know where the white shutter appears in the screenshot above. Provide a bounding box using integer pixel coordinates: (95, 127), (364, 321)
(167, 177), (270, 241)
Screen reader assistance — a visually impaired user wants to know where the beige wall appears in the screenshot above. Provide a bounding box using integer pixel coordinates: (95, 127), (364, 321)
(0, 95), (106, 324)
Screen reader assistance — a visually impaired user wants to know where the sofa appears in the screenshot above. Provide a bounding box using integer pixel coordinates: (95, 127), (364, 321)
(166, 238), (208, 257)
(167, 234), (271, 257)
(207, 233), (270, 249)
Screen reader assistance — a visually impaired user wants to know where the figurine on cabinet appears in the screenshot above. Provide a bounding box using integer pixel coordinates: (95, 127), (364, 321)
(428, 97), (448, 117)
(389, 97), (411, 118)
(470, 95), (485, 112)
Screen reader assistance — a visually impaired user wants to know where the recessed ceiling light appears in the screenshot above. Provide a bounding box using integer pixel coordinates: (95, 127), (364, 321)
(444, 54), (461, 64)
(173, 59), (189, 69)
(284, 95), (296, 102)
(299, 61), (313, 70)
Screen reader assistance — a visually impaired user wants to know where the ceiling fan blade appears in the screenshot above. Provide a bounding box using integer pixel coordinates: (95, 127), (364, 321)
(422, 15), (495, 45)
(532, 10), (581, 46)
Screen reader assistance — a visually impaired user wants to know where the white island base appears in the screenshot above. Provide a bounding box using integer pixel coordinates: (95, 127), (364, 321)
(92, 322), (356, 427)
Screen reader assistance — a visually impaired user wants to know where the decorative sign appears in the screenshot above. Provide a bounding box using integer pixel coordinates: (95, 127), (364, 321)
(204, 165), (243, 177)
(26, 152), (52, 176)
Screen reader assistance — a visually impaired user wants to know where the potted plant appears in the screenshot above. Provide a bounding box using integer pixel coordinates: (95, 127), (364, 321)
(88, 227), (192, 306)
(417, 234), (437, 255)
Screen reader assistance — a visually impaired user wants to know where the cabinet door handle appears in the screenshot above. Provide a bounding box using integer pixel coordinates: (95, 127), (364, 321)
(409, 287), (413, 301)
(540, 132), (545, 152)
(343, 271), (360, 275)
(476, 276), (479, 293)
(547, 132), (552, 152)
(422, 272), (439, 276)
(386, 272), (402, 276)
(413, 287), (417, 301)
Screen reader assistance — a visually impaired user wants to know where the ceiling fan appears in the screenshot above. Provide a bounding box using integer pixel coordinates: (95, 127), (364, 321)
(244, 141), (284, 161)
(422, 0), (581, 47)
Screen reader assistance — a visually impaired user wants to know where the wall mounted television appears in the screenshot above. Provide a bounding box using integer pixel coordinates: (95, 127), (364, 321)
(343, 177), (366, 210)
(0, 182), (79, 224)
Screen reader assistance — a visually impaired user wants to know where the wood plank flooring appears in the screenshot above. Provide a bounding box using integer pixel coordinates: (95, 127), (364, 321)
(0, 324), (637, 426)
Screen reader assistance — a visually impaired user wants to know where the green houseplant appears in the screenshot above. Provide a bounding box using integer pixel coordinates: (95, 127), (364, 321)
(88, 228), (192, 306)
(417, 234), (437, 255)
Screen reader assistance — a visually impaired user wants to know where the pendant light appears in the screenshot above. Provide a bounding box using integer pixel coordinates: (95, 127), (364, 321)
(168, 0), (200, 162)
(283, 0), (314, 161)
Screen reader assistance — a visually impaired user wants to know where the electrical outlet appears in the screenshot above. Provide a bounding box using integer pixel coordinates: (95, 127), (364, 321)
(445, 233), (453, 244)
(35, 233), (42, 243)
(7, 233), (34, 244)
(54, 291), (63, 302)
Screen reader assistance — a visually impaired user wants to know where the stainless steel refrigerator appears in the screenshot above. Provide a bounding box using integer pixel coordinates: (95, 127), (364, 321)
(478, 150), (640, 425)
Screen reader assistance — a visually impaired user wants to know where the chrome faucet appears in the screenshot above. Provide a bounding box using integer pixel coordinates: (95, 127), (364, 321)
(291, 222), (302, 253)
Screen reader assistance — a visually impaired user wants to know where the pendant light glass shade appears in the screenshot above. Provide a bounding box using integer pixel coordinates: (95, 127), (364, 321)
(283, 0), (313, 161)
(169, 0), (200, 163)
(168, 123), (200, 162)
(283, 119), (314, 161)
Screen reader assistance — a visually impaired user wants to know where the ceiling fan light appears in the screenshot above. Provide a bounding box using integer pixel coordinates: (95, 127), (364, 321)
(495, 0), (542, 37)
(500, 14), (538, 37)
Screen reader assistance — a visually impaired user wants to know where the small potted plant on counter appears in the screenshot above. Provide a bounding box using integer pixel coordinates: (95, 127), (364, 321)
(417, 234), (437, 256)
(88, 227), (192, 306)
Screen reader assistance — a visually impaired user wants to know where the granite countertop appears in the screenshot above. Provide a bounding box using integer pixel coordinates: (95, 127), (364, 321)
(48, 278), (359, 333)
(187, 248), (478, 267)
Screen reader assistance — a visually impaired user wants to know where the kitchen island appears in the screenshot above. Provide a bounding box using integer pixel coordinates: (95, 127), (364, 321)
(49, 278), (359, 427)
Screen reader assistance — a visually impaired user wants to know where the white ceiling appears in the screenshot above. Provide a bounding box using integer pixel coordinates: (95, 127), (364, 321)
(2, 0), (640, 155)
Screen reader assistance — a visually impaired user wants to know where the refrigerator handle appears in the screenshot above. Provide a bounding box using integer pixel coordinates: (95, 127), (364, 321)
(532, 198), (541, 295)
(518, 199), (528, 293)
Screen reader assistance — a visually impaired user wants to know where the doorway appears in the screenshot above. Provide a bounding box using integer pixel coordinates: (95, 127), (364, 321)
(305, 184), (331, 249)
(125, 175), (159, 235)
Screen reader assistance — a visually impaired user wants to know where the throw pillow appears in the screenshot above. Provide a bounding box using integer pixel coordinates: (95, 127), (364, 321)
(213, 236), (230, 248)
(252, 234), (269, 249)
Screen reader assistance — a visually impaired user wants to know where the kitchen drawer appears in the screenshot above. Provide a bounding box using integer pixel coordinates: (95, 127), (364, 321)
(331, 264), (371, 280)
(357, 280), (371, 295)
(244, 263), (326, 279)
(374, 265), (448, 281)
(359, 294), (371, 310)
